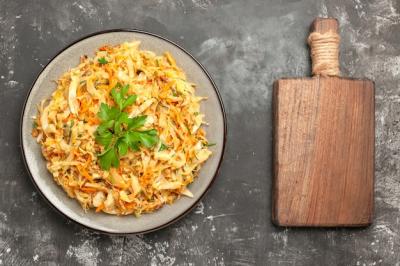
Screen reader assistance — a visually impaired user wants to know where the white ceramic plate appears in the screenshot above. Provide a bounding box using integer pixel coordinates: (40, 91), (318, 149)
(20, 30), (226, 234)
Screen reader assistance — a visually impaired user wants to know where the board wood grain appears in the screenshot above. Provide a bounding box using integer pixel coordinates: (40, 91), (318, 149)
(272, 77), (375, 226)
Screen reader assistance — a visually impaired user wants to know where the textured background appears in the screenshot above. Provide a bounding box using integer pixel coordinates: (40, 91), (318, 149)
(1, 0), (400, 265)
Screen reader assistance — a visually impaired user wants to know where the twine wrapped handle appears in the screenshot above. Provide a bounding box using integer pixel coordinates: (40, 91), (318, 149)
(308, 18), (340, 77)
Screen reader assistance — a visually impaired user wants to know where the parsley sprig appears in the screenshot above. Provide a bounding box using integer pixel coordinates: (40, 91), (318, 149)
(95, 83), (158, 170)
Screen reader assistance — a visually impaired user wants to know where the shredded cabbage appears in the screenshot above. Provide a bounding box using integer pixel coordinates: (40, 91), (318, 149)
(31, 41), (211, 216)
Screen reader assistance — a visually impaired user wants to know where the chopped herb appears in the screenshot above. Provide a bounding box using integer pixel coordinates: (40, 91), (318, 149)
(95, 83), (158, 170)
(185, 123), (191, 133)
(33, 121), (38, 129)
(205, 142), (216, 147)
(159, 143), (168, 151)
(98, 57), (108, 64)
(193, 112), (199, 116)
(109, 173), (116, 184)
(68, 120), (74, 139)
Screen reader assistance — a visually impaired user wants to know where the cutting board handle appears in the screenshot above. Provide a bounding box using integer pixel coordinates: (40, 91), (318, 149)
(308, 18), (340, 77)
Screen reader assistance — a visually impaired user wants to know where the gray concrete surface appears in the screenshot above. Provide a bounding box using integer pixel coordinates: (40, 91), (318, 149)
(1, 0), (400, 265)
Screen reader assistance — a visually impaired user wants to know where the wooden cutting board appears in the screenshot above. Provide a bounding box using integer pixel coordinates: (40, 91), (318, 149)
(272, 18), (375, 227)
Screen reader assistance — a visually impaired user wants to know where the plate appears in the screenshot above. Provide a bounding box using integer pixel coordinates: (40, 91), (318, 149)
(20, 30), (226, 234)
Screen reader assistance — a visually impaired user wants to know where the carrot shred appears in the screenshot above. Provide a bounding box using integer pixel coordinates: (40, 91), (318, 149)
(95, 203), (104, 212)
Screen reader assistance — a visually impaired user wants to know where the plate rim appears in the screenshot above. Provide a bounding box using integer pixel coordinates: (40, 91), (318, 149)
(19, 28), (227, 235)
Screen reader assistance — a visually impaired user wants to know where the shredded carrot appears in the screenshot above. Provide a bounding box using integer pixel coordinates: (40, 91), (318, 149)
(80, 187), (97, 193)
(95, 203), (104, 212)
(76, 166), (93, 182)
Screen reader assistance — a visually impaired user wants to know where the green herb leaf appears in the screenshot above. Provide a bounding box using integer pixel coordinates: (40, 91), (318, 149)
(96, 120), (114, 135)
(122, 95), (137, 110)
(127, 115), (147, 130)
(116, 139), (128, 156)
(123, 132), (140, 151)
(130, 142), (140, 151)
(111, 87), (123, 110)
(138, 130), (158, 148)
(114, 120), (122, 135)
(98, 103), (120, 122)
(117, 112), (131, 126)
(98, 57), (108, 64)
(110, 84), (137, 111)
(121, 84), (129, 95)
(124, 130), (158, 149)
(95, 131), (113, 147)
(98, 148), (118, 170)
